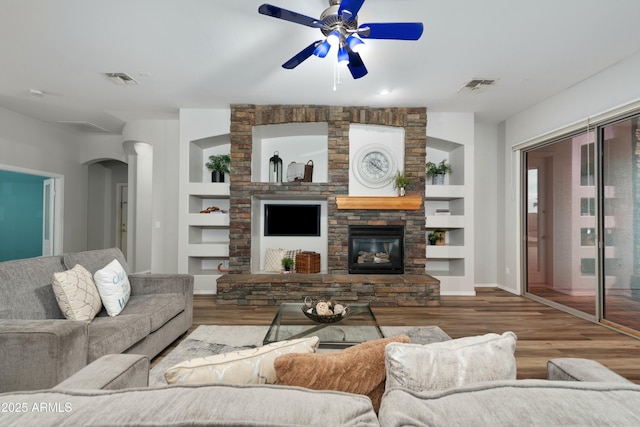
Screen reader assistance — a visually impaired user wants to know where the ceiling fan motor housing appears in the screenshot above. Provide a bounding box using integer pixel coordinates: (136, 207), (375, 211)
(320, 5), (358, 38)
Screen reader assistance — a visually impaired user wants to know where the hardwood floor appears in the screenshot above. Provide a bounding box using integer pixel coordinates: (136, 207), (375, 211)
(154, 287), (640, 383)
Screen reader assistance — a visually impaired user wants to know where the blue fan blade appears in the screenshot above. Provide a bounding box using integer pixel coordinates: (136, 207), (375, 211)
(282, 41), (322, 69)
(347, 51), (368, 79)
(359, 22), (424, 40)
(258, 4), (325, 29)
(338, 0), (365, 22)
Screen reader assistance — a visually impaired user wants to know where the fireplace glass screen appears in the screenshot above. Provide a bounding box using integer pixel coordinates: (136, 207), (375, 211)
(348, 225), (404, 274)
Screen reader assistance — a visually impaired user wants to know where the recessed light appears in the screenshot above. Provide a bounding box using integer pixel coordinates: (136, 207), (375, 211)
(379, 89), (391, 96)
(29, 89), (44, 97)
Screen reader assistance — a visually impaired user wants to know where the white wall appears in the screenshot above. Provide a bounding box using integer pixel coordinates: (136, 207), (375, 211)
(500, 50), (640, 294)
(121, 120), (180, 274)
(474, 120), (499, 287)
(0, 106), (88, 253)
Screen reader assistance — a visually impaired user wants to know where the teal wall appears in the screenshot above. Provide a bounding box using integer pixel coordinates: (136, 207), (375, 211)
(0, 170), (46, 262)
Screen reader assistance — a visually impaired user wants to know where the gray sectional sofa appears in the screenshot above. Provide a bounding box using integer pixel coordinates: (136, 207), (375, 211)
(1, 355), (639, 426)
(0, 248), (193, 393)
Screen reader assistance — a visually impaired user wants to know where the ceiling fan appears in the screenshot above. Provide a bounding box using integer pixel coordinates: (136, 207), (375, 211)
(258, 0), (424, 79)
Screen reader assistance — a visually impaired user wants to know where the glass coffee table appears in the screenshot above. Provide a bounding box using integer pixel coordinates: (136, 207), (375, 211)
(263, 303), (383, 349)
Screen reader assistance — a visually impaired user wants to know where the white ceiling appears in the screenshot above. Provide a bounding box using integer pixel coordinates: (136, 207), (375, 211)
(1, 0), (640, 134)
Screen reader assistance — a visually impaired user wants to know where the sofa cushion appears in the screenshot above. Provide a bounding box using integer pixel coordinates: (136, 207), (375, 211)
(165, 336), (320, 385)
(119, 293), (185, 332)
(548, 358), (633, 383)
(379, 379), (640, 427)
(385, 331), (517, 392)
(93, 259), (130, 317)
(274, 335), (410, 412)
(64, 247), (129, 275)
(51, 264), (102, 323)
(0, 383), (380, 427)
(0, 255), (66, 319)
(87, 314), (150, 361)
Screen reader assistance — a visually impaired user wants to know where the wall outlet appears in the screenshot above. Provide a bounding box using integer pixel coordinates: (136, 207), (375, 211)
(505, 267), (510, 275)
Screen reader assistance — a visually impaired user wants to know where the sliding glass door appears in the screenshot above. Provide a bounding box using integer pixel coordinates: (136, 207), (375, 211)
(524, 114), (640, 333)
(525, 132), (597, 317)
(601, 116), (640, 331)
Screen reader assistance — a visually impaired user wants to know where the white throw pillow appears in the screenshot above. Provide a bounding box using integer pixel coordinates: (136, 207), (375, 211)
(52, 264), (102, 323)
(164, 336), (320, 385)
(264, 248), (286, 272)
(385, 331), (517, 392)
(93, 259), (131, 316)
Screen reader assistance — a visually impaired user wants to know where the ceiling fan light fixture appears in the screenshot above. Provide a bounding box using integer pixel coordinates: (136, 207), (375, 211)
(313, 39), (332, 58)
(337, 45), (349, 64)
(327, 30), (341, 46)
(346, 34), (365, 52)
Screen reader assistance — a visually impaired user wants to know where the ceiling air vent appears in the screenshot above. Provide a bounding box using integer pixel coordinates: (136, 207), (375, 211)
(458, 78), (496, 92)
(104, 72), (138, 85)
(56, 121), (111, 133)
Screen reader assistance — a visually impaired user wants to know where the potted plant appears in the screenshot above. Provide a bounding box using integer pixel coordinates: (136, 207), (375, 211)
(281, 257), (294, 272)
(427, 229), (446, 246)
(205, 154), (231, 183)
(426, 160), (452, 185)
(391, 170), (411, 196)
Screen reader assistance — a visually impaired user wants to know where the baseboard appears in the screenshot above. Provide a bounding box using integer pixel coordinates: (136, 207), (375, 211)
(194, 290), (217, 295)
(440, 290), (477, 296)
(476, 283), (519, 293)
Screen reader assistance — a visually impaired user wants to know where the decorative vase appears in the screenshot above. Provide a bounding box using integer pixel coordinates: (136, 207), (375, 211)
(435, 231), (446, 246)
(432, 174), (445, 185)
(399, 187), (406, 197)
(211, 171), (225, 183)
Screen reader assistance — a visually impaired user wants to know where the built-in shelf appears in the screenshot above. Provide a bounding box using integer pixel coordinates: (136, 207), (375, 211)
(425, 185), (465, 200)
(424, 133), (473, 295)
(336, 196), (423, 210)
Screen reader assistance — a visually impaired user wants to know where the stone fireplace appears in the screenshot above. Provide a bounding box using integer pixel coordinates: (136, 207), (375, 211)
(216, 104), (440, 306)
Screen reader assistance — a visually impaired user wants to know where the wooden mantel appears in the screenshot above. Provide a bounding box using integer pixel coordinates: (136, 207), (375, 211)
(335, 196), (423, 210)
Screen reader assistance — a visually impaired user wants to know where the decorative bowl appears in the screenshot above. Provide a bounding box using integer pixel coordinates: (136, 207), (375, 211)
(301, 300), (348, 324)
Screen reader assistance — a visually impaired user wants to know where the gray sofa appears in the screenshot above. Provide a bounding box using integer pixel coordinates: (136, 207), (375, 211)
(1, 355), (639, 426)
(0, 248), (193, 393)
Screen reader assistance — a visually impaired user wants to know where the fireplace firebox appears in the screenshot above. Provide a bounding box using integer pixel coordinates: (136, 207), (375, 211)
(348, 225), (404, 274)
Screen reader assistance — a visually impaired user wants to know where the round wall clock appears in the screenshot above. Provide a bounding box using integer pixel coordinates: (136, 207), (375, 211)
(352, 144), (397, 188)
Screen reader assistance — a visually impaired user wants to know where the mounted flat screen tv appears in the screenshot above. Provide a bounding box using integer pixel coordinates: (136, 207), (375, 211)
(264, 204), (321, 236)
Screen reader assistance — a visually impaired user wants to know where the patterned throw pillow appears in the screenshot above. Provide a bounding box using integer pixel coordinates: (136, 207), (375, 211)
(164, 336), (320, 385)
(93, 259), (131, 316)
(384, 331), (517, 392)
(284, 249), (302, 269)
(264, 248), (286, 272)
(52, 264), (102, 323)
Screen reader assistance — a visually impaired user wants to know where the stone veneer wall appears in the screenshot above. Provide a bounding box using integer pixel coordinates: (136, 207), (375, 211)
(228, 104), (427, 274)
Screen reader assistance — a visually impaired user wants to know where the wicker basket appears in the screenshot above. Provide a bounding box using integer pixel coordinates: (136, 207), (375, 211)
(296, 252), (320, 274)
(301, 300), (348, 324)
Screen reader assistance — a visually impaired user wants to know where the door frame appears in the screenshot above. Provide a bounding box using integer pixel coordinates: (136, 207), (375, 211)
(115, 183), (128, 257)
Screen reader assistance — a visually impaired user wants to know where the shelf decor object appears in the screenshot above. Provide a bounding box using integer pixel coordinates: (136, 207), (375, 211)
(205, 154), (231, 183)
(269, 151), (283, 183)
